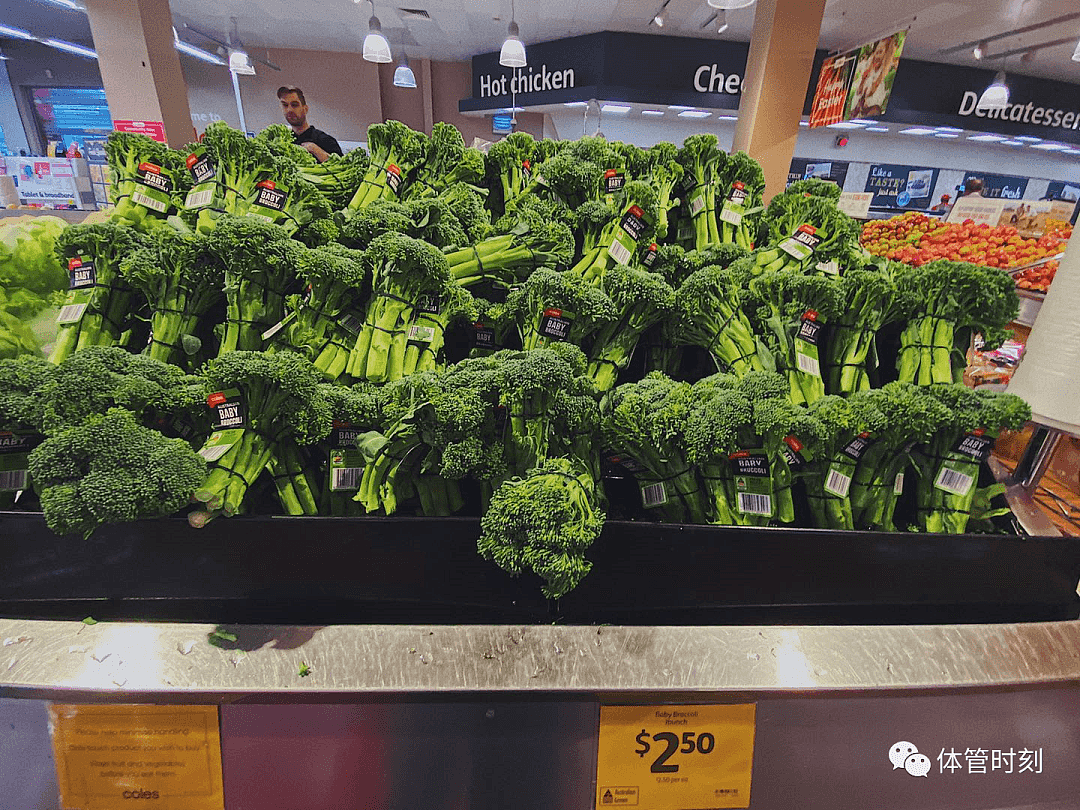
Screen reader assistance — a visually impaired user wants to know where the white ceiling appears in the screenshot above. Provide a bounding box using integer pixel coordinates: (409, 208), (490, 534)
(3, 0), (1080, 83)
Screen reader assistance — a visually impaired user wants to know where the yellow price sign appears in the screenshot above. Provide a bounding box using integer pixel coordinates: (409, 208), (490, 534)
(596, 704), (756, 810)
(49, 704), (225, 810)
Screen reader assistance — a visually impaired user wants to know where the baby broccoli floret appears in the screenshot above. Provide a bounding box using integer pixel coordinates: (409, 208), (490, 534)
(28, 408), (206, 537)
(478, 456), (604, 599)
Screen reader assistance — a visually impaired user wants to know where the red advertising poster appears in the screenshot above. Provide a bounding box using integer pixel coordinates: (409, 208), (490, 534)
(808, 53), (856, 128)
(113, 119), (168, 144)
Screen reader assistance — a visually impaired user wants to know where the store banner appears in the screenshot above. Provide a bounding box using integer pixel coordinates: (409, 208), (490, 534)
(1045, 181), (1080, 203)
(463, 32), (750, 112)
(808, 52), (855, 128)
(949, 197), (1075, 238)
(961, 172), (1028, 200)
(788, 158), (850, 188)
(844, 30), (906, 119)
(864, 163), (940, 210)
(879, 58), (1080, 145)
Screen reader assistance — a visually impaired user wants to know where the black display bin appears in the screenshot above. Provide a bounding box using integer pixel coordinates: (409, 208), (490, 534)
(2, 512), (1078, 625)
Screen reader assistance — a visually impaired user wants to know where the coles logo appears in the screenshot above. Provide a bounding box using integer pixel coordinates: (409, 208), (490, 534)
(122, 789), (160, 799)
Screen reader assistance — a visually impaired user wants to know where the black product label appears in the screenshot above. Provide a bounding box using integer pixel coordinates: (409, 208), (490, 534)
(68, 257), (96, 290)
(681, 173), (697, 192)
(791, 224), (821, 250)
(538, 308), (571, 341)
(726, 182), (748, 206)
(416, 294), (441, 315)
(338, 310), (365, 336)
(253, 182), (287, 211)
(136, 162), (172, 193)
(780, 436), (808, 470)
(154, 415), (196, 442)
(186, 150), (215, 183)
(604, 170), (626, 194)
(332, 426), (362, 447)
(0, 432), (42, 453)
(796, 311), (823, 345)
(606, 453), (647, 474)
(494, 405), (508, 433)
(386, 164), (403, 195)
(619, 205), (647, 242)
(840, 433), (874, 462)
(953, 431), (993, 462)
(642, 243), (659, 267)
(207, 390), (246, 430)
(472, 323), (496, 349)
(730, 451), (769, 477)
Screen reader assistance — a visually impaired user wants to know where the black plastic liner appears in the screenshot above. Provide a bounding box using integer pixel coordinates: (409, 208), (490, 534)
(1, 512), (1078, 625)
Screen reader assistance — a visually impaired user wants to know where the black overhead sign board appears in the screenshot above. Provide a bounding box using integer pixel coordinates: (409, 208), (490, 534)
(461, 32), (750, 113)
(462, 32), (1080, 149)
(802, 54), (1080, 146)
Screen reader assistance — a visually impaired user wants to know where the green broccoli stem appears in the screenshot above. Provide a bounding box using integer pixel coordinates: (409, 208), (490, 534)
(194, 430), (275, 515)
(698, 463), (735, 525)
(897, 320), (923, 384)
(348, 148), (404, 209)
(415, 474), (464, 516)
(402, 313), (447, 375)
(267, 442), (319, 516)
(351, 293), (412, 382)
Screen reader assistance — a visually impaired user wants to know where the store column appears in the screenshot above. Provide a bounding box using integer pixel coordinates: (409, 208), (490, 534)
(83, 0), (193, 146)
(732, 0), (827, 201)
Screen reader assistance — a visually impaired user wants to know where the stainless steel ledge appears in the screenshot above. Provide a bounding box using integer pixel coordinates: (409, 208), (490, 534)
(4, 620), (1080, 700)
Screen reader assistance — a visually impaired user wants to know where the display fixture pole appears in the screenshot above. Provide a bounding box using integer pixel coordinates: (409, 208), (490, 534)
(231, 69), (248, 135)
(1011, 426), (1064, 491)
(731, 0), (827, 202)
(84, 0), (195, 147)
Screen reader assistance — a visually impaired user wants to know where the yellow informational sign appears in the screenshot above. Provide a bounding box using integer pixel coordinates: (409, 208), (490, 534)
(49, 704), (225, 810)
(596, 704), (756, 810)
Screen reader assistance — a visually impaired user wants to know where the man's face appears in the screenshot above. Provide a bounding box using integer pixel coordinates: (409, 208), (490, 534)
(280, 92), (308, 127)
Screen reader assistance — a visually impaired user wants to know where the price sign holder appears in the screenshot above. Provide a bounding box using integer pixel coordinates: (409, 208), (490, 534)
(49, 703), (225, 810)
(596, 703), (755, 809)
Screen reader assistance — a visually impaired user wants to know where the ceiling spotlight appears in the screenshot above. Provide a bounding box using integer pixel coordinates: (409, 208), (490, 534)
(651, 0), (671, 27)
(716, 10), (729, 33)
(1072, 38), (1080, 62)
(978, 70), (1009, 110)
(393, 54), (416, 88)
(500, 0), (526, 67)
(706, 0), (756, 7)
(363, 0), (392, 63)
(653, 13), (665, 26)
(973, 40), (986, 60)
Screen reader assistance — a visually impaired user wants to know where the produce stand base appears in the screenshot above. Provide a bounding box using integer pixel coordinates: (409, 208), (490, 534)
(2, 513), (1078, 626)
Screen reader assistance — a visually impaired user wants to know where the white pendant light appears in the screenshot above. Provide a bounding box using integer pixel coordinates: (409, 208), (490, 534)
(500, 0), (527, 68)
(707, 0), (756, 8)
(716, 10), (729, 33)
(977, 69), (1009, 110)
(228, 48), (255, 74)
(363, 0), (392, 63)
(394, 54), (417, 88)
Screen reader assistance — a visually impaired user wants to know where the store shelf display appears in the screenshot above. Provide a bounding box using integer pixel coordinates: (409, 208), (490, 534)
(859, 211), (1071, 269)
(0, 119), (1049, 602)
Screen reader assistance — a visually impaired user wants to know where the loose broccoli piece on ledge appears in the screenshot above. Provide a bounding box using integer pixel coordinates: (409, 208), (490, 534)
(28, 408), (206, 537)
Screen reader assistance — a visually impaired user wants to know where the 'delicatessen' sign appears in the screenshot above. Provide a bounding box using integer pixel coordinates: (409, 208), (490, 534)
(461, 32), (750, 113)
(830, 57), (1080, 146)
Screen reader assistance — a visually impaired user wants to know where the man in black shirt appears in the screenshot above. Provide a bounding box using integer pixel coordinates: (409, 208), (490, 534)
(276, 85), (342, 162)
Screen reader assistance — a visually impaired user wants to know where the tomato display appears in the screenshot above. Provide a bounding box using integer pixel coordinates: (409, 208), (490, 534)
(860, 212), (1071, 269)
(1013, 260), (1058, 294)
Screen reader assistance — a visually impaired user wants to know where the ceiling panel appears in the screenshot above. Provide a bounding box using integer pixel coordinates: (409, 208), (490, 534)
(0, 0), (1077, 82)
